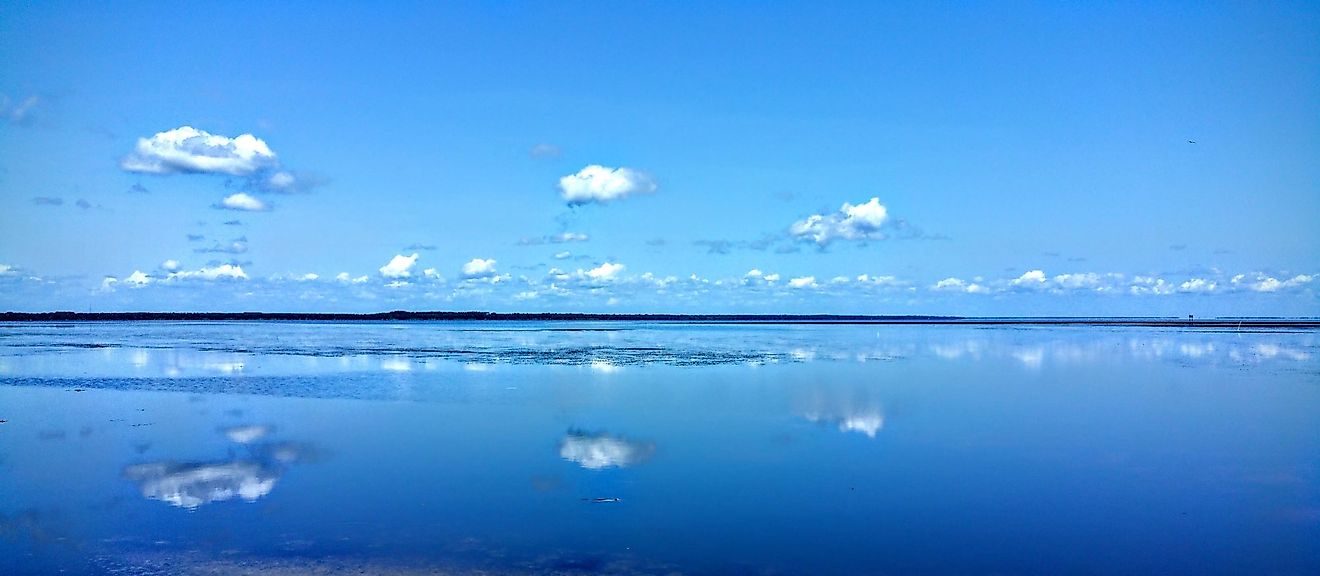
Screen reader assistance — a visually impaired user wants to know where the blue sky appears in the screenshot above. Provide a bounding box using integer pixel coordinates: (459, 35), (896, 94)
(1, 1), (1317, 315)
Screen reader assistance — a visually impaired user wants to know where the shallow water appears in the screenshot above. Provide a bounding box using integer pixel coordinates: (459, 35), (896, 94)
(1, 321), (1317, 574)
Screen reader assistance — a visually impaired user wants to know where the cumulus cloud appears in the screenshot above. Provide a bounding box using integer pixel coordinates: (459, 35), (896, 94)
(1240, 274), (1313, 293)
(1129, 276), (1175, 295)
(122, 126), (277, 176)
(379, 253), (419, 278)
(124, 270), (153, 287)
(1052, 273), (1101, 290)
(585, 262), (625, 281)
(215, 192), (269, 212)
(558, 430), (654, 470)
(932, 277), (990, 294)
(559, 165), (657, 205)
(170, 264), (248, 281)
(461, 258), (498, 279)
(161, 260), (181, 272)
(789, 197), (891, 246)
(1010, 270), (1048, 288)
(1179, 278), (1217, 293)
(101, 264), (245, 290)
(789, 276), (817, 289)
(336, 272), (369, 284)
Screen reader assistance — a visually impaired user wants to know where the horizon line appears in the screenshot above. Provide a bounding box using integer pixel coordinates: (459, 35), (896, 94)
(2, 311), (1318, 328)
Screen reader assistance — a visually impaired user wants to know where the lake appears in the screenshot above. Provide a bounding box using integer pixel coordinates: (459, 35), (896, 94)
(1, 321), (1317, 574)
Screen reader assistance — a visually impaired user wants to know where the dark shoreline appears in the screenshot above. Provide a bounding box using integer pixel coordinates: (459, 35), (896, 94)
(2, 311), (1317, 328)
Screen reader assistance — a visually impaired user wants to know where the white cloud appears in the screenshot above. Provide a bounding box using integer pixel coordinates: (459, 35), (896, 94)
(0, 264), (14, 275)
(559, 165), (657, 205)
(1247, 274), (1312, 293)
(256, 170), (322, 193)
(161, 260), (181, 272)
(855, 274), (907, 288)
(122, 126), (277, 176)
(553, 251), (572, 260)
(268, 171), (296, 189)
(763, 273), (781, 282)
(789, 197), (890, 246)
(1010, 270), (1048, 287)
(585, 262), (625, 280)
(1052, 273), (1101, 290)
(461, 258), (498, 279)
(932, 277), (989, 294)
(1179, 278), (1217, 293)
(298, 273), (319, 281)
(789, 276), (817, 289)
(216, 193), (269, 212)
(169, 264), (248, 281)
(1130, 276), (1174, 295)
(379, 253), (419, 278)
(336, 272), (369, 284)
(124, 270), (152, 287)
(745, 269), (763, 278)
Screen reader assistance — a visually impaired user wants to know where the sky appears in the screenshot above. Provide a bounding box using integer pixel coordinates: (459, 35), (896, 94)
(1, 1), (1317, 315)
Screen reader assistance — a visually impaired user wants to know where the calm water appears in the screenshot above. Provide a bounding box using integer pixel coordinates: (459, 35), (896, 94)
(1, 321), (1317, 575)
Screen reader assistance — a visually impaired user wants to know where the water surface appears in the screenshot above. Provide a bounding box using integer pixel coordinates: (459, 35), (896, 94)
(1, 322), (1317, 574)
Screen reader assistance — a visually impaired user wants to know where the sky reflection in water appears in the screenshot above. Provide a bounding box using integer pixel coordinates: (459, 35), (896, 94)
(0, 322), (1317, 574)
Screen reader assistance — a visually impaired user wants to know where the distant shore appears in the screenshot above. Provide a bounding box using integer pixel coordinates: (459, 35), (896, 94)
(1, 311), (1317, 328)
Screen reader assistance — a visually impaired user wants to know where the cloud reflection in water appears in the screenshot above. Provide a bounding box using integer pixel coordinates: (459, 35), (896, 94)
(559, 430), (654, 470)
(123, 425), (312, 509)
(122, 460), (279, 509)
(804, 411), (885, 438)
